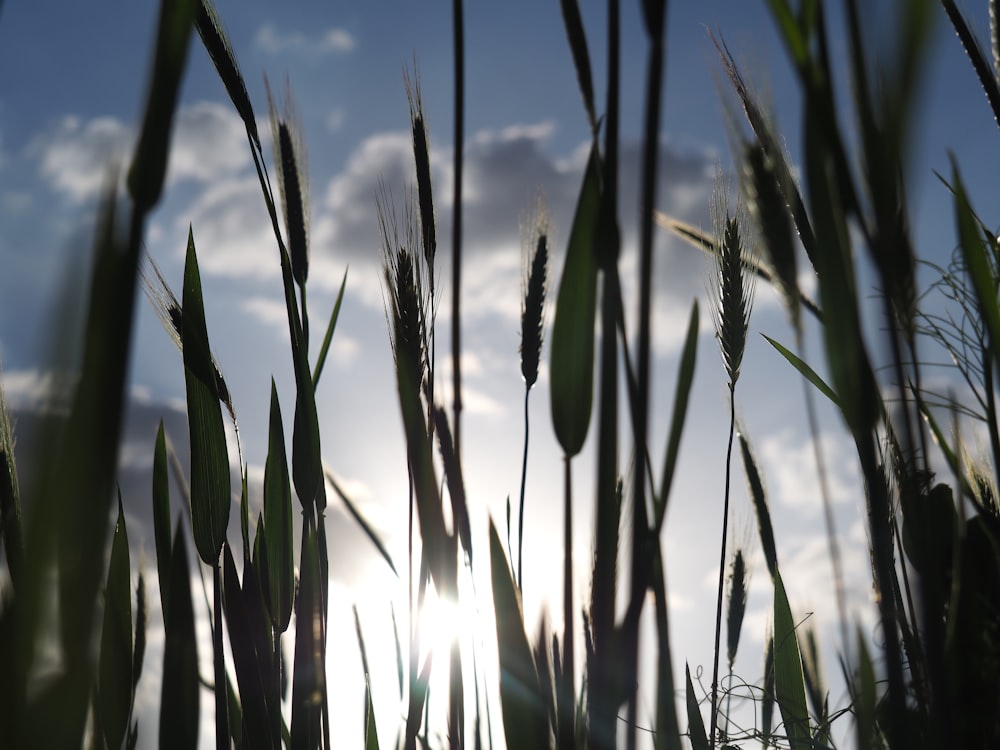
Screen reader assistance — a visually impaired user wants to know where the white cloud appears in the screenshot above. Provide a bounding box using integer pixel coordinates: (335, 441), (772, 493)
(36, 115), (130, 203)
(0, 367), (76, 412)
(168, 102), (250, 183)
(758, 427), (862, 514)
(254, 24), (356, 57)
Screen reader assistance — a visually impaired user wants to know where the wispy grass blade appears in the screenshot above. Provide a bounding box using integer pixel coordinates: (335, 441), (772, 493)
(324, 466), (398, 578)
(312, 267), (348, 388)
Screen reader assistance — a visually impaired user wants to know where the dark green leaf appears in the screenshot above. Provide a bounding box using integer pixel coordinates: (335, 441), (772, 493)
(656, 300), (698, 530)
(489, 519), (548, 750)
(312, 267), (348, 388)
(182, 227), (231, 564)
(740, 433), (778, 580)
(557, 0), (597, 131)
(160, 528), (199, 750)
(153, 421), (172, 616)
(762, 335), (840, 408)
(325, 467), (397, 577)
(685, 663), (709, 750)
(222, 543), (273, 750)
(128, 0), (196, 211)
(98, 496), (133, 750)
(264, 380), (295, 632)
(550, 141), (601, 458)
(773, 571), (810, 750)
(364, 676), (380, 750)
(291, 518), (324, 749)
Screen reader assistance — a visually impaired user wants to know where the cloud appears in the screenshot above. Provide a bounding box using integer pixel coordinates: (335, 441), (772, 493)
(168, 102), (250, 183)
(254, 24), (356, 57)
(757, 427), (862, 514)
(32, 103), (251, 204)
(35, 116), (130, 203)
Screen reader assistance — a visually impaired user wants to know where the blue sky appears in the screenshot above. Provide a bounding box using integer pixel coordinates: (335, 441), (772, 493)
(1, 1), (998, 747)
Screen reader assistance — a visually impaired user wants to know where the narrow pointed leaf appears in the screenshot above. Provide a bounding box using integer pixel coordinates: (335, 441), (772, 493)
(740, 433), (778, 580)
(98, 496), (133, 750)
(222, 544), (273, 750)
(763, 335), (840, 408)
(312, 267), (348, 388)
(489, 519), (548, 750)
(550, 142), (601, 458)
(656, 300), (698, 530)
(153, 422), (172, 615)
(364, 676), (380, 750)
(325, 467), (397, 577)
(558, 0), (597, 130)
(182, 227), (231, 564)
(685, 663), (709, 750)
(291, 519), (324, 749)
(773, 571), (810, 750)
(264, 380), (295, 632)
(160, 528), (199, 750)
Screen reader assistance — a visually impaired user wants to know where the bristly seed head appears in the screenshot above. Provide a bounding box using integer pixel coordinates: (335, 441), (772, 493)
(726, 548), (748, 670)
(405, 67), (436, 273)
(520, 201), (549, 390)
(711, 180), (757, 391)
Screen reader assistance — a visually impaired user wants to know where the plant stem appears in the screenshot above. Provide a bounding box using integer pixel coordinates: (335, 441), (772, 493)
(451, 0), (464, 469)
(518, 388), (530, 589)
(559, 455), (575, 750)
(709, 391), (735, 750)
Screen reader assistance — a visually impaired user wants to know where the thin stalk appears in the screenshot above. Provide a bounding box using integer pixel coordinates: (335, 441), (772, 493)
(451, 0), (465, 468)
(982, 346), (1000, 486)
(518, 389), (530, 588)
(559, 456), (575, 750)
(627, 3), (667, 747)
(709, 393), (735, 750)
(213, 564), (228, 750)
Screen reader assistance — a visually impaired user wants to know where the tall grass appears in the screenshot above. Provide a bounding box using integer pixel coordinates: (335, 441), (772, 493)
(3, 0), (1000, 749)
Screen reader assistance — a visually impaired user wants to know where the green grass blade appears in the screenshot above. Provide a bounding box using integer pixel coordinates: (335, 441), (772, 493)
(489, 519), (548, 750)
(324, 467), (398, 578)
(98, 496), (133, 750)
(940, 0), (1000, 130)
(181, 227), (231, 565)
(433, 406), (473, 565)
(740, 432), (778, 580)
(132, 573), (147, 695)
(364, 676), (380, 750)
(653, 549), (681, 750)
(0, 364), (24, 590)
(264, 380), (295, 632)
(951, 159), (1000, 382)
(222, 543), (272, 750)
(684, 663), (709, 750)
(127, 0), (196, 211)
(854, 628), (877, 750)
(557, 0), (597, 131)
(311, 267), (348, 388)
(159, 527), (199, 750)
(550, 141), (601, 458)
(291, 518), (323, 749)
(656, 299), (698, 530)
(773, 571), (810, 750)
(153, 422), (172, 616)
(762, 335), (840, 408)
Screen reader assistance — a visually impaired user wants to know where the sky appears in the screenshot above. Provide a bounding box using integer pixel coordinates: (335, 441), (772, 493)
(1, 1), (998, 747)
